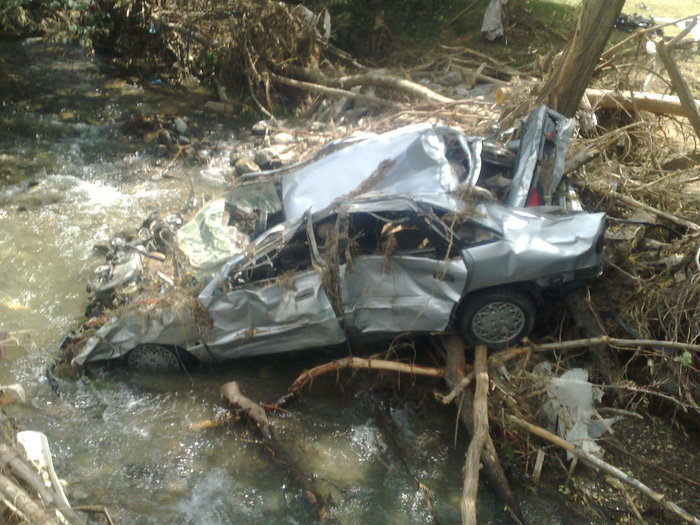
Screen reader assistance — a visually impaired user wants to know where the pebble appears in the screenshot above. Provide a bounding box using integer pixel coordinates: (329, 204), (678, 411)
(173, 117), (188, 135)
(234, 157), (260, 175)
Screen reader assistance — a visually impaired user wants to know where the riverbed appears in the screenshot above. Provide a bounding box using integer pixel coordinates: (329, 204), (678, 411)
(0, 39), (590, 524)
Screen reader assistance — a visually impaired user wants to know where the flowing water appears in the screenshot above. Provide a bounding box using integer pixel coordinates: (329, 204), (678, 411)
(0, 39), (577, 524)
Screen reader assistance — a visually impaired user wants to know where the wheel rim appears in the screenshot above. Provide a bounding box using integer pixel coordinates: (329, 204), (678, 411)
(471, 301), (525, 344)
(127, 344), (181, 370)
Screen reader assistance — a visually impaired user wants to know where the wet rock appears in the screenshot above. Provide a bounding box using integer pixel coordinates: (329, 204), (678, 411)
(252, 120), (269, 136)
(439, 71), (463, 87)
(158, 129), (172, 145)
(271, 132), (294, 144)
(254, 148), (275, 168)
(235, 157), (260, 175)
(173, 117), (188, 135)
(178, 135), (191, 145)
(59, 111), (76, 122)
(155, 144), (168, 158)
(143, 130), (160, 143)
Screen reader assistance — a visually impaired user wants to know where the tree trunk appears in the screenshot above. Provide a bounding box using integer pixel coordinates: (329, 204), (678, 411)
(537, 0), (626, 117)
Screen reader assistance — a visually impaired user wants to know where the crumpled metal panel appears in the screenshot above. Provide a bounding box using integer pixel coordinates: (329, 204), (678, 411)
(281, 124), (474, 222)
(176, 199), (250, 270)
(189, 268), (345, 362)
(462, 202), (605, 292)
(506, 106), (574, 207)
(72, 306), (200, 365)
(340, 256), (468, 333)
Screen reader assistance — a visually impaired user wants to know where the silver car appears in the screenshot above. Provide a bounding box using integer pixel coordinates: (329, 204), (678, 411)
(67, 107), (605, 369)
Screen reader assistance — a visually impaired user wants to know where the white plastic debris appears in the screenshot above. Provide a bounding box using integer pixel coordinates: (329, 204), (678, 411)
(16, 431), (72, 511)
(535, 363), (619, 458)
(481, 0), (507, 41)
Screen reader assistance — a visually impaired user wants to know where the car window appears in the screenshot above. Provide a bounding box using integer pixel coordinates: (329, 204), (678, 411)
(346, 211), (437, 258)
(442, 212), (499, 245)
(227, 226), (312, 289)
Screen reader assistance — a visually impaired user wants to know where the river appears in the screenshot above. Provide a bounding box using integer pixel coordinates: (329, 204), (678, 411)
(0, 39), (581, 524)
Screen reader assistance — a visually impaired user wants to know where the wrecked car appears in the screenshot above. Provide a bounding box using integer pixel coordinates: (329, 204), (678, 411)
(63, 106), (606, 369)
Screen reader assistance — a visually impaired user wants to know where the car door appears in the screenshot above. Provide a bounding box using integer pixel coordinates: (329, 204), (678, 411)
(196, 218), (346, 361)
(338, 206), (468, 334)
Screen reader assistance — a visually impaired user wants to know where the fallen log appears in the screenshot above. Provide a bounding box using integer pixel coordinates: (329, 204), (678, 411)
(497, 86), (700, 119)
(461, 345), (489, 525)
(508, 415), (700, 525)
(439, 334), (524, 524)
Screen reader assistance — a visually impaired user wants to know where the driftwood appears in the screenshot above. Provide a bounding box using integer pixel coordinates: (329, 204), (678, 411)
(286, 67), (454, 104)
(439, 334), (524, 524)
(276, 356), (444, 406)
(269, 72), (401, 109)
(508, 415), (700, 525)
(0, 473), (59, 525)
(656, 41), (700, 140)
(564, 287), (618, 387)
(220, 381), (327, 519)
(0, 444), (84, 525)
(497, 85), (700, 120)
(585, 88), (700, 119)
(221, 381), (272, 439)
(570, 177), (700, 232)
(601, 14), (700, 61)
(515, 335), (700, 355)
(460, 345), (489, 525)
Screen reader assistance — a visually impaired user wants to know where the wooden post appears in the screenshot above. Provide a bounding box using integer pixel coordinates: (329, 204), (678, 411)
(655, 41), (700, 140)
(440, 334), (524, 523)
(461, 345), (489, 525)
(537, 0), (626, 117)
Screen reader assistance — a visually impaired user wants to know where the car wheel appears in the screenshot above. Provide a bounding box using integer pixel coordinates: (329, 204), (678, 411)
(458, 288), (535, 349)
(127, 344), (190, 371)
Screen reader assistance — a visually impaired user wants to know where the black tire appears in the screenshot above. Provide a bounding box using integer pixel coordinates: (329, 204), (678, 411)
(458, 288), (536, 349)
(126, 344), (194, 371)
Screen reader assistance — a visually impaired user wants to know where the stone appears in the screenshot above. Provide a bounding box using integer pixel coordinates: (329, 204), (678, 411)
(254, 148), (275, 168)
(271, 132), (294, 144)
(235, 157), (260, 175)
(251, 120), (269, 136)
(143, 130), (160, 143)
(157, 129), (172, 145)
(173, 117), (188, 134)
(438, 71), (463, 87)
